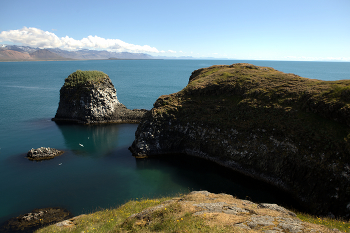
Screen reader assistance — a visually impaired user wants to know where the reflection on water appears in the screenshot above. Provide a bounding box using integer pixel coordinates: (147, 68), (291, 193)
(55, 122), (121, 156)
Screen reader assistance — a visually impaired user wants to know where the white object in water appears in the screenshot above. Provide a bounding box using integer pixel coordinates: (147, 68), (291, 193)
(79, 143), (84, 147)
(59, 163), (62, 165)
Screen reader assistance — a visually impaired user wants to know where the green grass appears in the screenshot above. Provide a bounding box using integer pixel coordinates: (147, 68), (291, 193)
(63, 70), (108, 87)
(297, 212), (350, 232)
(35, 195), (235, 233)
(35, 194), (350, 233)
(35, 196), (172, 233)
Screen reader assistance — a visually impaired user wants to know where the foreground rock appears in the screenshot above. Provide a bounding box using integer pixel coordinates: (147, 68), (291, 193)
(130, 63), (350, 218)
(54, 191), (338, 232)
(52, 70), (147, 124)
(27, 147), (64, 161)
(1, 207), (72, 233)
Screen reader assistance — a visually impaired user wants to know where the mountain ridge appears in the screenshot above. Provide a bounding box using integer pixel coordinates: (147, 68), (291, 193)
(0, 44), (154, 61)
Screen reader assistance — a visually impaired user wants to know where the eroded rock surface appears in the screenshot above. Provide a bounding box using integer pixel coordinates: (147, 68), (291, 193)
(122, 191), (337, 232)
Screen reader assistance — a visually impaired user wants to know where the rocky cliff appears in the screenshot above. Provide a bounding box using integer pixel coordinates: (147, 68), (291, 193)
(52, 70), (147, 124)
(130, 63), (350, 218)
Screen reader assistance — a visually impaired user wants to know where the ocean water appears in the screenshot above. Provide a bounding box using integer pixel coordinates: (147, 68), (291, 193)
(0, 60), (349, 225)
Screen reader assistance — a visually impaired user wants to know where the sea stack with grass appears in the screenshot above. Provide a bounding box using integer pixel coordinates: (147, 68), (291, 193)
(52, 70), (147, 124)
(130, 63), (350, 218)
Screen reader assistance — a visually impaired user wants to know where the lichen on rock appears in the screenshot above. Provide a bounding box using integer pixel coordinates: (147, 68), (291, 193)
(52, 70), (147, 124)
(130, 63), (350, 218)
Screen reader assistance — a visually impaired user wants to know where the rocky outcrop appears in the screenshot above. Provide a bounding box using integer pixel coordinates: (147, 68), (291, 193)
(130, 63), (350, 218)
(27, 147), (64, 161)
(122, 191), (336, 232)
(0, 207), (72, 233)
(52, 70), (147, 124)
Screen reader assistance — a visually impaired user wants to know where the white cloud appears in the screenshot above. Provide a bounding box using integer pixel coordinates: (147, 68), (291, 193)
(0, 27), (160, 53)
(168, 50), (176, 53)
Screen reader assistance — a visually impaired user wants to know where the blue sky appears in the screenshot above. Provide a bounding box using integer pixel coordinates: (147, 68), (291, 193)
(1, 0), (349, 61)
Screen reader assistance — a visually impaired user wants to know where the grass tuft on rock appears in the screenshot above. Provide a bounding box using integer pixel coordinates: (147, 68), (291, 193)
(63, 70), (108, 87)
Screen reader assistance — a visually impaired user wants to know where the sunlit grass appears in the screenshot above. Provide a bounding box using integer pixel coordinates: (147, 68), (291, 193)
(296, 212), (350, 232)
(63, 70), (108, 87)
(35, 196), (172, 233)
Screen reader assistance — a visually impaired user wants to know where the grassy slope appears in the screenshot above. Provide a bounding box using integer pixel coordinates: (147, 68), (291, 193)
(36, 194), (350, 233)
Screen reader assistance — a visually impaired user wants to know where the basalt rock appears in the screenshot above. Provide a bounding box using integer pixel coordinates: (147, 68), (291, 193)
(130, 63), (350, 218)
(52, 70), (147, 124)
(27, 147), (64, 161)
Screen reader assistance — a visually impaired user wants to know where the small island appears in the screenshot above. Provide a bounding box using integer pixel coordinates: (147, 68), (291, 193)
(27, 147), (64, 161)
(52, 70), (147, 124)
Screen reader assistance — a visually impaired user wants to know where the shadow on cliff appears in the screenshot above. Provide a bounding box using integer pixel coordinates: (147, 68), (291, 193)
(134, 153), (304, 213)
(55, 122), (121, 157)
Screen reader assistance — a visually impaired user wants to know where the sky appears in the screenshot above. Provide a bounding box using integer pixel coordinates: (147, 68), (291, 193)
(0, 0), (349, 61)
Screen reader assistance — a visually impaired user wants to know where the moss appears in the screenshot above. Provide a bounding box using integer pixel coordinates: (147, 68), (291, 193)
(63, 70), (108, 87)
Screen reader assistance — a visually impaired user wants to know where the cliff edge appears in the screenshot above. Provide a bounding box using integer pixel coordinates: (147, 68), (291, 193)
(52, 70), (147, 124)
(130, 63), (350, 218)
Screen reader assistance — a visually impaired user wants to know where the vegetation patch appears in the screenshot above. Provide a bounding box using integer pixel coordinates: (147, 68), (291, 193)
(35, 192), (350, 232)
(63, 70), (108, 87)
(297, 212), (350, 232)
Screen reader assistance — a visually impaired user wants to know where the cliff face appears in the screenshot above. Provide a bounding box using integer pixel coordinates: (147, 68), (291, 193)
(130, 63), (350, 218)
(53, 70), (147, 124)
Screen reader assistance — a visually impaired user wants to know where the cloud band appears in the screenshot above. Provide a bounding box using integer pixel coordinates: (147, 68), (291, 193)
(0, 27), (160, 53)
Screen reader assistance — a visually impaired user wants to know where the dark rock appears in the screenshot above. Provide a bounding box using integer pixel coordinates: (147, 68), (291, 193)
(52, 70), (147, 124)
(0, 207), (72, 233)
(129, 63), (350, 218)
(26, 147), (64, 161)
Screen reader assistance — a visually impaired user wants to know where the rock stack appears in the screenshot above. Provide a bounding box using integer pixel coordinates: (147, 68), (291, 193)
(52, 70), (147, 124)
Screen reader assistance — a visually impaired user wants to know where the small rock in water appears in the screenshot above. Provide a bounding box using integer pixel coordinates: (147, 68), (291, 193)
(0, 207), (72, 233)
(26, 147), (64, 161)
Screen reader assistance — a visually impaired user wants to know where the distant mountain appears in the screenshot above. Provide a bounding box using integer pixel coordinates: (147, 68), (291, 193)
(30, 49), (67, 60)
(0, 45), (154, 61)
(0, 49), (34, 61)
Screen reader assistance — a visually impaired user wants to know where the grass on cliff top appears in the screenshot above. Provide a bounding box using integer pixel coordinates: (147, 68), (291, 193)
(64, 70), (108, 87)
(184, 63), (350, 105)
(153, 63), (350, 164)
(35, 195), (233, 233)
(35, 194), (350, 233)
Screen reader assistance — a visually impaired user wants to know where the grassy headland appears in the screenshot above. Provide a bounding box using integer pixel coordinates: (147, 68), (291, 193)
(153, 63), (350, 164)
(130, 63), (350, 217)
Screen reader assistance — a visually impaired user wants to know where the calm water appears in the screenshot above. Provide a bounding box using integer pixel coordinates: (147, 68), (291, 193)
(0, 60), (349, 225)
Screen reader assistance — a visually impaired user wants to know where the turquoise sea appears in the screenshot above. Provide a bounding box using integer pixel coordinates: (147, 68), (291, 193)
(0, 60), (349, 226)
